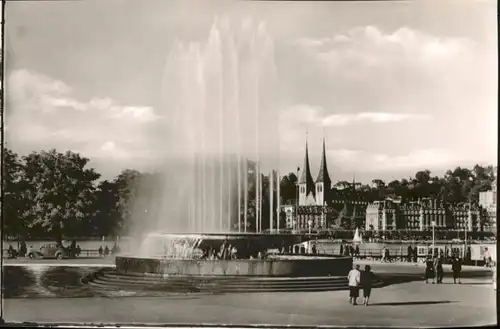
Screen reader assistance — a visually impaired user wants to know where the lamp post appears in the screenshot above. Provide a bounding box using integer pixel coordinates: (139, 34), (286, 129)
(464, 203), (470, 260)
(431, 220), (436, 256)
(295, 166), (300, 233)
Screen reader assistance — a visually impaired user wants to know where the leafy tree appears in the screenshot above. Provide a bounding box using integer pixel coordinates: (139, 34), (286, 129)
(279, 172), (298, 204)
(2, 148), (29, 238)
(113, 169), (142, 234)
(22, 149), (100, 242)
(90, 180), (121, 237)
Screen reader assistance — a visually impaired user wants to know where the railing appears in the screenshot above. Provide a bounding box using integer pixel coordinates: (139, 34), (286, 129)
(2, 246), (492, 267)
(2, 248), (116, 258)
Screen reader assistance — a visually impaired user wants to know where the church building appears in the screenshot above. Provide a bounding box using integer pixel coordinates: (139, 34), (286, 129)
(283, 138), (368, 232)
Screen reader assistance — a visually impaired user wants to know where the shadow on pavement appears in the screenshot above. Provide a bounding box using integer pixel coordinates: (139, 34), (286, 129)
(370, 300), (455, 306)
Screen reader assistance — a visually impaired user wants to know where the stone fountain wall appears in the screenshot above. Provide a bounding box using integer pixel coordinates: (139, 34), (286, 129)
(115, 255), (353, 277)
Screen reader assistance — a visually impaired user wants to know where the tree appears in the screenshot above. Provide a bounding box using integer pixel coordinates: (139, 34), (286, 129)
(90, 180), (121, 237)
(279, 172), (298, 204)
(113, 169), (143, 234)
(2, 148), (29, 238)
(387, 180), (401, 197)
(22, 149), (100, 242)
(415, 170), (431, 184)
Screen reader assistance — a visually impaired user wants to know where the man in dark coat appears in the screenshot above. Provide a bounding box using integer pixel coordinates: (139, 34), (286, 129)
(451, 256), (462, 284)
(425, 256), (434, 284)
(407, 245), (413, 263)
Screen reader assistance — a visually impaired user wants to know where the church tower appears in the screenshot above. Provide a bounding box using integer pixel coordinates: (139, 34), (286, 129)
(315, 138), (332, 206)
(299, 139), (316, 206)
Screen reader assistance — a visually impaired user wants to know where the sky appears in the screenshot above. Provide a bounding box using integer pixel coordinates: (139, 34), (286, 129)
(3, 0), (498, 184)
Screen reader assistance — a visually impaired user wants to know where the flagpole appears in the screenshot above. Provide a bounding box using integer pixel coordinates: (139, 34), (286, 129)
(244, 159), (248, 233)
(296, 167), (300, 233)
(259, 170), (263, 233)
(276, 170), (281, 233)
(238, 155), (241, 233)
(270, 170), (274, 233)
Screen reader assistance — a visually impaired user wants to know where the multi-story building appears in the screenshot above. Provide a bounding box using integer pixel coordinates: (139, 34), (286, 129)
(365, 197), (485, 232)
(479, 177), (497, 232)
(418, 198), (449, 231)
(450, 202), (482, 232)
(399, 201), (421, 230)
(365, 199), (401, 232)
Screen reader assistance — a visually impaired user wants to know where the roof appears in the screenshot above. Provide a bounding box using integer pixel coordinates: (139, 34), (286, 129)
(316, 138), (332, 184)
(299, 141), (316, 195)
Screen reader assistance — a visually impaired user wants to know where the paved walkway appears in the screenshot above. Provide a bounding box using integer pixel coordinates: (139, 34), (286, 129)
(3, 257), (115, 266)
(2, 258), (496, 326)
(3, 280), (496, 326)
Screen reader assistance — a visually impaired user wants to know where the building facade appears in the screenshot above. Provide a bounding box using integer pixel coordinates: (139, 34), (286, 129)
(365, 198), (485, 232)
(365, 199), (401, 232)
(479, 177), (497, 232)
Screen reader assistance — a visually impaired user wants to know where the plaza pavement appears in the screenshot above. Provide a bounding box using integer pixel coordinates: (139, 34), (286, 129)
(2, 258), (497, 326)
(3, 279), (496, 326)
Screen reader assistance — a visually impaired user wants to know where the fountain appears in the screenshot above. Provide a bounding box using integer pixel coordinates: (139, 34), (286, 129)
(352, 228), (363, 244)
(87, 18), (352, 293)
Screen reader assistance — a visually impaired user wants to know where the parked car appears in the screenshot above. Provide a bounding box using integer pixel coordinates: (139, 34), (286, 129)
(26, 244), (71, 260)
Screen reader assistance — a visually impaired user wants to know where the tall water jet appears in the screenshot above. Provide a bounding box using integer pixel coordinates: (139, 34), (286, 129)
(125, 18), (280, 255)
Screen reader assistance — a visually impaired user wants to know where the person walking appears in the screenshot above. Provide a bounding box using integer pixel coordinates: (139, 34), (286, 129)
(492, 261), (496, 291)
(347, 264), (361, 305)
(407, 245), (413, 263)
(451, 256), (462, 284)
(433, 255), (444, 284)
(432, 256), (438, 283)
(361, 265), (375, 306)
(483, 247), (491, 267)
(425, 256), (434, 284)
(438, 255), (445, 283)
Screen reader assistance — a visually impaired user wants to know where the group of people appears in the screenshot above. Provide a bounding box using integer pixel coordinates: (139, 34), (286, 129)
(98, 243), (120, 257)
(347, 264), (375, 306)
(340, 244), (421, 263)
(200, 242), (239, 260)
(425, 254), (463, 284)
(340, 244), (360, 257)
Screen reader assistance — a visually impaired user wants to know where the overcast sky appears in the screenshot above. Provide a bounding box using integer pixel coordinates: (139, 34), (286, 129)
(3, 0), (497, 184)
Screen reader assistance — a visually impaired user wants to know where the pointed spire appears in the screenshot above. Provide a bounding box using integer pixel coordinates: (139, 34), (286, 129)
(299, 136), (315, 187)
(316, 138), (332, 184)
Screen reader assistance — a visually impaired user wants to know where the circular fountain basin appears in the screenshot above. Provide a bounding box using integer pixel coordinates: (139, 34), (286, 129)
(115, 254), (353, 277)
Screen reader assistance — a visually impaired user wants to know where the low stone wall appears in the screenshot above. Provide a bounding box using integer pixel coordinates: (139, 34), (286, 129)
(115, 255), (353, 277)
